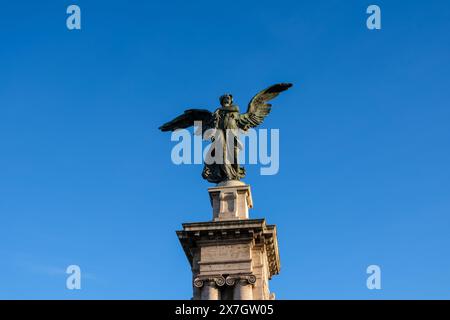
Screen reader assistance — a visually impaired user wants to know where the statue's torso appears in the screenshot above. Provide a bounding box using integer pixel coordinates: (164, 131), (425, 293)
(214, 107), (240, 130)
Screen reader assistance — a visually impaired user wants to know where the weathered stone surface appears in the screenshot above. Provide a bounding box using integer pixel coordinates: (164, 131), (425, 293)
(177, 218), (280, 300)
(208, 182), (253, 221)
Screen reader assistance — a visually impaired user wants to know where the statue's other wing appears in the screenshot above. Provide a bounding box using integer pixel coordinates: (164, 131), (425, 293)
(237, 83), (292, 130)
(159, 109), (213, 133)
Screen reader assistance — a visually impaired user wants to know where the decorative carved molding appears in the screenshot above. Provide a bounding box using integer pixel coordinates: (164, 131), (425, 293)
(225, 276), (236, 286)
(195, 274), (257, 288)
(194, 275), (226, 288)
(225, 274), (256, 286)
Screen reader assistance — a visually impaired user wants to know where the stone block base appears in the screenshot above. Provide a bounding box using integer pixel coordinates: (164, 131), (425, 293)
(177, 219), (280, 300)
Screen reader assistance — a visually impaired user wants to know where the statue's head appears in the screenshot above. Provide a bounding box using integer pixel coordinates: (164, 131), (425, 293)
(219, 94), (233, 108)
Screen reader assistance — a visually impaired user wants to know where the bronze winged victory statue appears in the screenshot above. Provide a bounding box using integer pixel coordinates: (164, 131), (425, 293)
(159, 83), (292, 184)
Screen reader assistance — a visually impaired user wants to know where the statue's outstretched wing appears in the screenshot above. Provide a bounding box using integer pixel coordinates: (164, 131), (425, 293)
(238, 83), (292, 130)
(159, 109), (213, 133)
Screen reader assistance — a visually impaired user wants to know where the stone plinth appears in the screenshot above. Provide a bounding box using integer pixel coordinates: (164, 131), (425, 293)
(208, 181), (253, 221)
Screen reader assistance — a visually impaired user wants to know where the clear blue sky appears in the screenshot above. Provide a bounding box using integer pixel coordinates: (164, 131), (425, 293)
(0, 0), (449, 299)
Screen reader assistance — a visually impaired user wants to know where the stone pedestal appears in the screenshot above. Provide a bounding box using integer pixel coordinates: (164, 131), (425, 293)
(208, 181), (253, 221)
(177, 181), (280, 300)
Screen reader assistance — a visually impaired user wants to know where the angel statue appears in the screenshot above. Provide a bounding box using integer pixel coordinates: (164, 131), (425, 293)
(159, 83), (292, 184)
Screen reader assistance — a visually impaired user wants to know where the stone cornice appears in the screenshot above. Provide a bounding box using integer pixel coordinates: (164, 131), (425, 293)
(177, 219), (280, 278)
